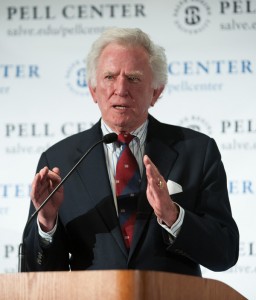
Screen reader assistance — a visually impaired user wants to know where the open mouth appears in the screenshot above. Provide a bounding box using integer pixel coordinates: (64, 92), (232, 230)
(113, 105), (128, 110)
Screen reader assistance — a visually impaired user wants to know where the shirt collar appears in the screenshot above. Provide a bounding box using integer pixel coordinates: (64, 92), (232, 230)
(101, 119), (148, 148)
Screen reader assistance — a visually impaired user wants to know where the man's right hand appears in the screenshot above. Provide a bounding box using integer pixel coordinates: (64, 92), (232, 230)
(30, 166), (64, 232)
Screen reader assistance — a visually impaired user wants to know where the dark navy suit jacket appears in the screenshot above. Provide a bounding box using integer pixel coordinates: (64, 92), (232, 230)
(24, 115), (239, 276)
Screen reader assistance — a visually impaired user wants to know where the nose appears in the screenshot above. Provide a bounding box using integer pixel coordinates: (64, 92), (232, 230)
(114, 76), (128, 97)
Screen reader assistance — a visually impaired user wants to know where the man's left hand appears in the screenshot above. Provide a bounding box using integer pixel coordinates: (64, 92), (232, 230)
(143, 155), (179, 227)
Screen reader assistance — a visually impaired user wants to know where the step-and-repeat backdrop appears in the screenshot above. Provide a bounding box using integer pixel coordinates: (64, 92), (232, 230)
(0, 0), (255, 299)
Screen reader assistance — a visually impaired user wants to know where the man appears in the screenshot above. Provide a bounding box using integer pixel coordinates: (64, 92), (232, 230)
(24, 27), (239, 276)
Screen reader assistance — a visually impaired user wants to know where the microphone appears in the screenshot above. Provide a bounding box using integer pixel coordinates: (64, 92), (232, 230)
(18, 132), (117, 272)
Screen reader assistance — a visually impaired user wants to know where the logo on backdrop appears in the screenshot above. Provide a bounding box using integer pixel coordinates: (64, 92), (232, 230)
(5, 4), (146, 20)
(3, 121), (95, 155)
(173, 0), (211, 34)
(166, 58), (255, 94)
(219, 0), (256, 31)
(66, 60), (90, 96)
(0, 182), (31, 218)
(228, 179), (255, 196)
(4, 3), (146, 38)
(220, 119), (256, 151)
(178, 116), (212, 136)
(0, 64), (40, 94)
(0, 183), (31, 200)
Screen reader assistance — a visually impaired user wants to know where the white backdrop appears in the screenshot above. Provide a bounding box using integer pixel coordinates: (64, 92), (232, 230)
(0, 0), (255, 299)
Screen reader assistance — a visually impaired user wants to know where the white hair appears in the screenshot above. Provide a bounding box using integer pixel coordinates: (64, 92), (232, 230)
(86, 27), (168, 89)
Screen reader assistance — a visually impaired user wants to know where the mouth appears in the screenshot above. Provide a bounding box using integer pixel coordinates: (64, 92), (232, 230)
(113, 105), (129, 110)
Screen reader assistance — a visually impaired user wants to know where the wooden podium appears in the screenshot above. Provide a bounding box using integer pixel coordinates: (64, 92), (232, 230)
(0, 270), (247, 300)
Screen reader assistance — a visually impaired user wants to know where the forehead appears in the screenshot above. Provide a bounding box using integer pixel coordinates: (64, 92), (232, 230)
(98, 43), (150, 68)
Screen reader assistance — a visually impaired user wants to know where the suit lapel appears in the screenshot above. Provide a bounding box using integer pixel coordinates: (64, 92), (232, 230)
(73, 123), (111, 207)
(74, 123), (128, 257)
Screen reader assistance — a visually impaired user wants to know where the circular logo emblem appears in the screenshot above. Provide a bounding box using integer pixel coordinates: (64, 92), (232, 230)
(66, 60), (90, 96)
(178, 116), (212, 135)
(173, 0), (211, 34)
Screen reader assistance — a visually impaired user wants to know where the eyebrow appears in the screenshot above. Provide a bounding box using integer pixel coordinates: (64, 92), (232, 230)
(103, 70), (144, 77)
(127, 71), (143, 77)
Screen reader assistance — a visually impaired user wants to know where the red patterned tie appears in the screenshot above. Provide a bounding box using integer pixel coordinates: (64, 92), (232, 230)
(115, 133), (141, 249)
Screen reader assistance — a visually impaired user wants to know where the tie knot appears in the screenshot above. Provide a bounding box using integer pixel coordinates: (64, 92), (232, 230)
(117, 133), (134, 145)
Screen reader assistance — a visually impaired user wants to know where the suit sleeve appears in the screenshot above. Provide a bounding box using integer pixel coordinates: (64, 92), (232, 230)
(168, 138), (239, 272)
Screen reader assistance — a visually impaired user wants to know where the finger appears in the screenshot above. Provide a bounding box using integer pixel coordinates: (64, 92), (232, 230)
(30, 173), (41, 200)
(31, 166), (48, 195)
(52, 167), (61, 176)
(144, 155), (161, 178)
(143, 155), (156, 172)
(49, 167), (64, 194)
(46, 169), (62, 185)
(31, 167), (53, 200)
(144, 155), (164, 189)
(38, 166), (49, 180)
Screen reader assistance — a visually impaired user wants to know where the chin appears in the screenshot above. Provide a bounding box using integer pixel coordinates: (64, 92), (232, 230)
(111, 122), (132, 133)
(109, 115), (140, 132)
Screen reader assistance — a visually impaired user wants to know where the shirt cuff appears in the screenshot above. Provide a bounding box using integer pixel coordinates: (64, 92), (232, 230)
(37, 215), (58, 244)
(157, 203), (185, 238)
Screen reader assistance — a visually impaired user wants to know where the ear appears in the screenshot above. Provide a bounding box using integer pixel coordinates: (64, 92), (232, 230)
(89, 85), (98, 103)
(150, 86), (165, 107)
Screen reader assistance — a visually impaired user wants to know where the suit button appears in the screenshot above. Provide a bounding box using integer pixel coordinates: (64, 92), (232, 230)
(37, 252), (43, 265)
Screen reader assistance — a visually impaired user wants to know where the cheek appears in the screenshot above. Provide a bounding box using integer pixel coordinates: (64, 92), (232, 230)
(98, 84), (114, 99)
(141, 92), (156, 109)
(97, 97), (111, 113)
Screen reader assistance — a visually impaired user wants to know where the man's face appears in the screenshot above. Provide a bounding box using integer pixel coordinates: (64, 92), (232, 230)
(89, 43), (164, 133)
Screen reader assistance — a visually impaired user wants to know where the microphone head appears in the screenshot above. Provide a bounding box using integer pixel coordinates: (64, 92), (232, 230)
(103, 133), (118, 144)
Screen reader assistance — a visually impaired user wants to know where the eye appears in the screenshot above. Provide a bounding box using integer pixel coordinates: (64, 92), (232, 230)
(128, 76), (140, 82)
(105, 75), (114, 80)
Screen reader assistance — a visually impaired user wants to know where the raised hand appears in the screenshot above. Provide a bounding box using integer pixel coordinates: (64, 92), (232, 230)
(143, 155), (179, 227)
(30, 166), (64, 232)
